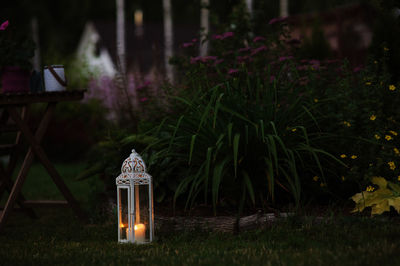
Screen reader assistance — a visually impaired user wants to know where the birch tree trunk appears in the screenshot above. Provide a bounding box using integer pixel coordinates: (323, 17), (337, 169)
(280, 0), (289, 18)
(31, 17), (41, 72)
(163, 0), (174, 83)
(116, 0), (126, 74)
(199, 0), (209, 57)
(246, 0), (253, 18)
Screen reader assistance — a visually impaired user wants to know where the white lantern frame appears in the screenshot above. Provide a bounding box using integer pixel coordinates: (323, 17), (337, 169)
(116, 149), (154, 244)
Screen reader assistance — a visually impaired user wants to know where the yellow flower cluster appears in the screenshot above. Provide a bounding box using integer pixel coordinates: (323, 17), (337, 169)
(398, 176), (400, 181)
(375, 134), (381, 140)
(366, 185), (375, 192)
(314, 98), (319, 103)
(340, 154), (347, 158)
(351, 155), (357, 159)
(313, 176), (319, 181)
(389, 84), (396, 91)
(370, 114), (376, 121)
(320, 183), (327, 187)
(394, 148), (400, 155)
(365, 82), (372, 86)
(343, 121), (351, 127)
(385, 135), (393, 141)
(388, 161), (396, 170)
(389, 130), (398, 136)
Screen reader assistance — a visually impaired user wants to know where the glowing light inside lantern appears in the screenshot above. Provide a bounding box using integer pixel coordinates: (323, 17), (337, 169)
(134, 223), (146, 243)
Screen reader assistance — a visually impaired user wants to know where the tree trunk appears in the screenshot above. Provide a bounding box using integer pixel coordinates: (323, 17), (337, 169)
(246, 0), (253, 18)
(200, 0), (209, 57)
(163, 0), (174, 83)
(280, 0), (289, 18)
(116, 0), (126, 74)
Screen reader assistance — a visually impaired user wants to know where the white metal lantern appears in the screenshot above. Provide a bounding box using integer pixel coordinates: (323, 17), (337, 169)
(116, 149), (154, 244)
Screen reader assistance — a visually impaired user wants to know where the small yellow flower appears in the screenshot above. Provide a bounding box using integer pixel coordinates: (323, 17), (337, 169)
(389, 85), (396, 91)
(389, 130), (398, 136)
(314, 98), (319, 103)
(343, 121), (351, 127)
(384, 47), (389, 51)
(351, 155), (357, 159)
(394, 147), (400, 155)
(313, 176), (319, 182)
(320, 182), (327, 187)
(365, 82), (372, 86)
(388, 161), (396, 170)
(366, 185), (375, 192)
(340, 154), (347, 158)
(291, 128), (297, 132)
(370, 114), (376, 121)
(374, 134), (381, 140)
(398, 176), (400, 181)
(385, 135), (393, 141)
(341, 176), (345, 181)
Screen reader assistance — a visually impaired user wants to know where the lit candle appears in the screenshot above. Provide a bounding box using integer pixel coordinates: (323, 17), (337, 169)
(134, 223), (146, 243)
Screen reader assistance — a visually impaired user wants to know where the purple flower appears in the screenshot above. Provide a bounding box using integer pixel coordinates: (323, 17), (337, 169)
(203, 56), (217, 61)
(251, 45), (267, 56)
(190, 56), (202, 64)
(228, 69), (239, 75)
(213, 59), (224, 66)
(192, 38), (198, 42)
(213, 32), (234, 40)
(213, 34), (223, 40)
(278, 56), (293, 62)
(237, 56), (249, 63)
(268, 17), (287, 25)
(0, 20), (9, 31)
(222, 32), (234, 39)
(238, 47), (251, 52)
(253, 36), (265, 42)
(297, 65), (308, 71)
(270, 75), (276, 83)
(183, 42), (194, 48)
(140, 97), (149, 102)
(136, 81), (151, 90)
(353, 66), (363, 73)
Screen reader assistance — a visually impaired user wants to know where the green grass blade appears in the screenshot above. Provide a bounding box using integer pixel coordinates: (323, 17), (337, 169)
(242, 170), (255, 205)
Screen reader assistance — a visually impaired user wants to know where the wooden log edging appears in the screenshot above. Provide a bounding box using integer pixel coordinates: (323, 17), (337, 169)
(155, 212), (299, 233)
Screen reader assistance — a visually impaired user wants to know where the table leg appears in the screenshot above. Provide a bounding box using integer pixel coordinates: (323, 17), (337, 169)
(7, 104), (88, 222)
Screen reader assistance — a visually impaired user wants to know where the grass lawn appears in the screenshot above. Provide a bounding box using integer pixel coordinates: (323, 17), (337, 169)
(1, 163), (400, 265)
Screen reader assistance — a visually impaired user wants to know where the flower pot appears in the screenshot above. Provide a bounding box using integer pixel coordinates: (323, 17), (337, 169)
(44, 65), (67, 91)
(1, 66), (31, 93)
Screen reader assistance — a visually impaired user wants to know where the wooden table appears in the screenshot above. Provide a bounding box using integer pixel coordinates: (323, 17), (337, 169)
(0, 91), (88, 231)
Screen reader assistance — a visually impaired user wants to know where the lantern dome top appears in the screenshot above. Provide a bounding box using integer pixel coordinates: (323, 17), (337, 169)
(116, 149), (151, 183)
(122, 149), (147, 173)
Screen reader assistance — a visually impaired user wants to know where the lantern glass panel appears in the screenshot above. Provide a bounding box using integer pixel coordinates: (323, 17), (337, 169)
(118, 187), (129, 241)
(134, 184), (151, 243)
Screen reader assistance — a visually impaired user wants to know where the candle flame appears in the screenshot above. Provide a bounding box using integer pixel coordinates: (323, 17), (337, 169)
(120, 223), (126, 228)
(134, 223), (145, 231)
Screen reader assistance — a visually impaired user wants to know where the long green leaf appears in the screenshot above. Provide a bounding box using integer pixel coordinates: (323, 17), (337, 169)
(233, 133), (240, 178)
(242, 170), (255, 205)
(188, 134), (197, 165)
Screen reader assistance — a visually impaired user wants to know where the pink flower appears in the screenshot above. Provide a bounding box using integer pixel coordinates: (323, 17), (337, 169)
(222, 32), (234, 39)
(269, 75), (276, 83)
(228, 69), (239, 75)
(137, 81), (151, 90)
(183, 42), (194, 48)
(190, 56), (202, 64)
(192, 38), (198, 42)
(238, 47), (251, 52)
(140, 97), (149, 102)
(213, 34), (223, 40)
(353, 66), (363, 73)
(251, 45), (267, 55)
(213, 32), (234, 40)
(253, 36), (265, 42)
(278, 56), (293, 62)
(268, 17), (287, 25)
(213, 59), (224, 66)
(0, 20), (9, 31)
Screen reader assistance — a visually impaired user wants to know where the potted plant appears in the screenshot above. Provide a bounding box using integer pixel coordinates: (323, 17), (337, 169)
(0, 20), (35, 93)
